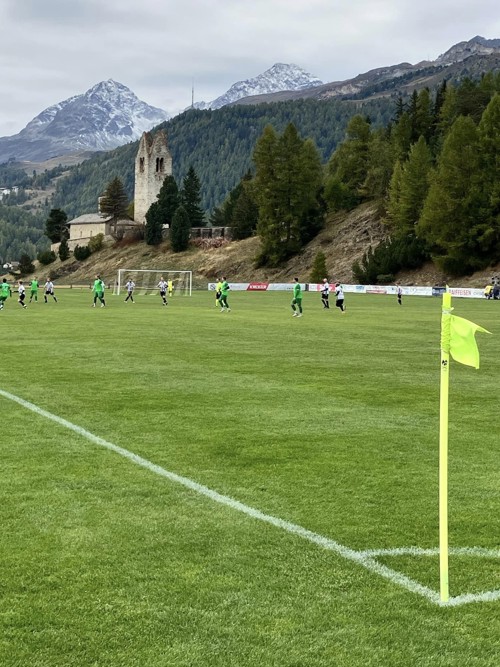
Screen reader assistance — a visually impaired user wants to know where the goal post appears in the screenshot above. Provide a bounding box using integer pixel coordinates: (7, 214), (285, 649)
(114, 269), (192, 296)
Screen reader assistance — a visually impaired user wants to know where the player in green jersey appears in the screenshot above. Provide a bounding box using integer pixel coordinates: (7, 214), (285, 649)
(0, 278), (11, 310)
(291, 277), (303, 317)
(92, 275), (106, 308)
(220, 277), (231, 312)
(29, 277), (39, 302)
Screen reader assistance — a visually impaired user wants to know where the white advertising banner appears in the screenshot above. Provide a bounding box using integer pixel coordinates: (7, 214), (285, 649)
(208, 283), (487, 298)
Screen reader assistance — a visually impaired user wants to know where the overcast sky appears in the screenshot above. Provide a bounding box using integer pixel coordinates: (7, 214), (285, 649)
(1, 0), (499, 136)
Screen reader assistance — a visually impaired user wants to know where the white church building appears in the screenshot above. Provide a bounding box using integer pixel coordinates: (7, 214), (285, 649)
(67, 130), (172, 249)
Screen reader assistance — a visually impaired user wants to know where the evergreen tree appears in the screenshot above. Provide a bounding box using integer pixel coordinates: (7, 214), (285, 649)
(296, 138), (325, 244)
(386, 160), (404, 228)
(392, 112), (412, 161)
(145, 175), (180, 245)
(45, 208), (68, 243)
(18, 253), (35, 275)
(181, 166), (204, 227)
(415, 88), (434, 143)
(363, 127), (395, 202)
(396, 136), (433, 234)
(418, 116), (488, 274)
(310, 251), (328, 283)
(99, 177), (129, 237)
(145, 202), (163, 245)
(231, 183), (258, 240)
(327, 115), (372, 206)
(478, 93), (500, 217)
(170, 205), (191, 252)
(58, 237), (70, 261)
(253, 125), (282, 265)
(208, 205), (226, 227)
(253, 123), (324, 265)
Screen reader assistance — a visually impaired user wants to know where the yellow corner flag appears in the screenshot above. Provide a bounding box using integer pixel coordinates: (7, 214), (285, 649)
(439, 292), (491, 602)
(449, 315), (491, 369)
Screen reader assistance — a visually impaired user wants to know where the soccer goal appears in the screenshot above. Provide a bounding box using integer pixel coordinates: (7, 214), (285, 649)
(114, 269), (192, 296)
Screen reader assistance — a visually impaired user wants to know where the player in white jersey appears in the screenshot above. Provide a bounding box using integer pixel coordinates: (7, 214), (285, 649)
(321, 278), (330, 309)
(335, 283), (345, 313)
(124, 279), (135, 303)
(157, 277), (168, 306)
(44, 280), (58, 303)
(17, 281), (27, 308)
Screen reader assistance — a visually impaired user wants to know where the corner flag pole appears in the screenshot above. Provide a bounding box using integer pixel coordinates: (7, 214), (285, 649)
(439, 290), (452, 602)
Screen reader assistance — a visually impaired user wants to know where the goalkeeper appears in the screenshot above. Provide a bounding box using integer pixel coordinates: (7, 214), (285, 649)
(220, 277), (231, 312)
(215, 277), (223, 308)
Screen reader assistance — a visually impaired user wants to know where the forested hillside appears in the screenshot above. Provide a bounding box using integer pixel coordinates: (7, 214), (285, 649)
(51, 97), (394, 218)
(1, 70), (499, 274)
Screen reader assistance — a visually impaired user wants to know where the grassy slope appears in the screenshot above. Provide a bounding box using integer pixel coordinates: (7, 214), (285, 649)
(27, 204), (500, 289)
(0, 290), (499, 666)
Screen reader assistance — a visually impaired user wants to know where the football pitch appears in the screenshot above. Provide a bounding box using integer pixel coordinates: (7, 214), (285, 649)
(1, 290), (499, 666)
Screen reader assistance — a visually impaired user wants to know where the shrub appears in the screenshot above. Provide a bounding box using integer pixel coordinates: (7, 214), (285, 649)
(88, 233), (104, 253)
(37, 250), (57, 265)
(74, 245), (91, 261)
(58, 238), (70, 261)
(376, 273), (395, 284)
(310, 251), (328, 283)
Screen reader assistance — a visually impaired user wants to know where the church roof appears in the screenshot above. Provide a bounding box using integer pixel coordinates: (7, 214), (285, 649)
(68, 214), (112, 225)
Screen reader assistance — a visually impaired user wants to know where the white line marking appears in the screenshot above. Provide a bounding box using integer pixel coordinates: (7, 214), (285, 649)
(1, 387), (498, 608)
(358, 547), (500, 559)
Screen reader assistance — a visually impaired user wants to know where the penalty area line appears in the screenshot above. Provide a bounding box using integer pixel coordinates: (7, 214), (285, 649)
(0, 387), (497, 608)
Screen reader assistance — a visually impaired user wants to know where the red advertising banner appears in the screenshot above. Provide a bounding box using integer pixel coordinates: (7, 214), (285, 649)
(247, 283), (269, 291)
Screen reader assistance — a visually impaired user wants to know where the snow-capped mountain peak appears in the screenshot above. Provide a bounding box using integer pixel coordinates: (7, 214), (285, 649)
(196, 63), (323, 109)
(0, 81), (168, 163)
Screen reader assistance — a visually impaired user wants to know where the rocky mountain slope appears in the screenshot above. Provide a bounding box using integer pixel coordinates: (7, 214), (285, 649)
(233, 36), (500, 106)
(194, 63), (323, 109)
(0, 80), (167, 164)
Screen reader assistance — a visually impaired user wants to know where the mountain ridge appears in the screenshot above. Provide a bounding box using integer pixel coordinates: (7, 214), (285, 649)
(193, 63), (323, 109)
(0, 80), (167, 164)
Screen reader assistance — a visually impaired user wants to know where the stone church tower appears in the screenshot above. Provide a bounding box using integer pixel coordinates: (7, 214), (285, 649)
(134, 130), (173, 224)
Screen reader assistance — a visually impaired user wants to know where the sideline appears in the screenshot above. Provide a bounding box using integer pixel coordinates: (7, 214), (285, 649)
(1, 387), (499, 608)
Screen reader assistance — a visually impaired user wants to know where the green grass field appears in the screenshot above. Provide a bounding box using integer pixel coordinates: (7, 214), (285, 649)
(0, 289), (499, 666)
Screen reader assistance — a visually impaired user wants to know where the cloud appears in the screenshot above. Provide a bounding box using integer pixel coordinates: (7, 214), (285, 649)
(0, 0), (499, 136)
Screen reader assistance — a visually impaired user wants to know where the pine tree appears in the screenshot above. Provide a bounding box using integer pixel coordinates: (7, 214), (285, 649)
(477, 93), (500, 261)
(170, 205), (191, 252)
(45, 208), (68, 243)
(18, 253), (35, 275)
(327, 115), (372, 204)
(418, 116), (487, 274)
(397, 136), (432, 234)
(208, 205), (226, 227)
(253, 124), (324, 265)
(58, 237), (70, 261)
(145, 202), (163, 246)
(181, 166), (204, 227)
(253, 125), (282, 265)
(478, 93), (500, 215)
(145, 175), (179, 245)
(310, 251), (328, 283)
(231, 185), (258, 240)
(386, 160), (404, 229)
(99, 177), (129, 237)
(363, 127), (395, 202)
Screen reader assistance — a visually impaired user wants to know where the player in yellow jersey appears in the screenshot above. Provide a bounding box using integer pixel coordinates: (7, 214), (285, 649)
(215, 277), (223, 308)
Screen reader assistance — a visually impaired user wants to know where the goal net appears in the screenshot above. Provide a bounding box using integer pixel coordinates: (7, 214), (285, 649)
(113, 269), (192, 296)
